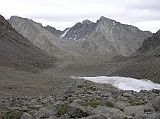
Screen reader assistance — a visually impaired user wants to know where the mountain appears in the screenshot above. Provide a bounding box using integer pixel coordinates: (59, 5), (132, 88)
(8, 16), (79, 61)
(78, 16), (152, 58)
(8, 16), (152, 62)
(55, 16), (152, 59)
(136, 30), (160, 56)
(111, 30), (160, 83)
(60, 19), (96, 41)
(0, 15), (56, 72)
(43, 25), (64, 37)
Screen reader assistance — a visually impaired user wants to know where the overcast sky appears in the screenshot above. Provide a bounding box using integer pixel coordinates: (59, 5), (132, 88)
(1, 0), (160, 32)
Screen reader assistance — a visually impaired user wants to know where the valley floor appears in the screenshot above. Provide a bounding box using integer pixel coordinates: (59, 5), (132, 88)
(0, 66), (160, 119)
(0, 61), (160, 119)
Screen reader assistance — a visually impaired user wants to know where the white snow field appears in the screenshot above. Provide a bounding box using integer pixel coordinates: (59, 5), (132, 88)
(71, 76), (160, 92)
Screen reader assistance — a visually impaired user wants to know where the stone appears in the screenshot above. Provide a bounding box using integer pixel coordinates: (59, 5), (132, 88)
(79, 115), (105, 119)
(91, 106), (126, 119)
(107, 96), (116, 106)
(86, 106), (94, 116)
(76, 83), (84, 88)
(114, 101), (129, 110)
(54, 101), (65, 108)
(58, 113), (70, 119)
(124, 116), (134, 119)
(43, 115), (58, 119)
(34, 107), (55, 118)
(73, 99), (83, 104)
(124, 105), (145, 116)
(68, 102), (87, 118)
(151, 96), (160, 111)
(47, 96), (55, 102)
(123, 92), (134, 98)
(134, 113), (160, 119)
(29, 104), (43, 110)
(152, 89), (160, 94)
(124, 105), (155, 116)
(20, 113), (33, 119)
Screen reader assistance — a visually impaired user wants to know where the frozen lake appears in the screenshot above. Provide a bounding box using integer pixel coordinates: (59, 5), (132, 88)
(71, 76), (160, 92)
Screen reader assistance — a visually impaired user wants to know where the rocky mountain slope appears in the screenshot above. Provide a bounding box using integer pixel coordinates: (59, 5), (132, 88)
(53, 16), (152, 59)
(43, 25), (64, 37)
(61, 20), (96, 41)
(111, 30), (160, 83)
(136, 30), (160, 56)
(78, 16), (152, 57)
(8, 16), (152, 62)
(0, 15), (56, 72)
(8, 16), (79, 62)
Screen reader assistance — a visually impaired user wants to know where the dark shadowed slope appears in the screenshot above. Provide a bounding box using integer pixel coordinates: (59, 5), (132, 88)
(0, 15), (56, 72)
(136, 30), (160, 56)
(111, 30), (160, 83)
(43, 25), (64, 37)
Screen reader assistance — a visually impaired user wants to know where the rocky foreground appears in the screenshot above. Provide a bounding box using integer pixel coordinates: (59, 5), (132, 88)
(0, 79), (160, 119)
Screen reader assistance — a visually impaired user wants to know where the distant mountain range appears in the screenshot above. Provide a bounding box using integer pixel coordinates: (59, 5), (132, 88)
(0, 15), (56, 72)
(1, 14), (160, 82)
(8, 16), (152, 62)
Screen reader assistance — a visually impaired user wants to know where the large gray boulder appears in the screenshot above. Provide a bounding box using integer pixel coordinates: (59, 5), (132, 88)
(68, 102), (87, 118)
(20, 113), (33, 119)
(124, 105), (155, 116)
(91, 106), (126, 119)
(151, 96), (160, 111)
(34, 107), (55, 118)
(114, 101), (129, 110)
(80, 115), (106, 119)
(134, 113), (160, 119)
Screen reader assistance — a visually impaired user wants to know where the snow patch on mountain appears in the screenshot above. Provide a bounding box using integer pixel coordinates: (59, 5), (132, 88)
(60, 28), (70, 38)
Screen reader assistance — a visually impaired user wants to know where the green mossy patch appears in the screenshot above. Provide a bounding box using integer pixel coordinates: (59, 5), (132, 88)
(57, 104), (68, 116)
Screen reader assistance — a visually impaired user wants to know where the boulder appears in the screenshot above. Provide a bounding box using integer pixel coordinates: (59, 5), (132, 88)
(123, 92), (134, 98)
(80, 115), (105, 119)
(68, 102), (87, 118)
(151, 96), (160, 111)
(124, 105), (155, 116)
(124, 116), (134, 119)
(114, 101), (129, 110)
(91, 106), (126, 119)
(34, 107), (55, 118)
(124, 105), (145, 116)
(134, 113), (160, 119)
(20, 113), (33, 119)
(54, 101), (65, 108)
(152, 89), (160, 94)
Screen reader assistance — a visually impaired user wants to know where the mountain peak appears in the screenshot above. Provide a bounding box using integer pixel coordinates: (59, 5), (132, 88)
(156, 29), (160, 34)
(100, 16), (106, 20)
(82, 19), (92, 24)
(45, 25), (56, 30)
(99, 16), (115, 22)
(9, 16), (43, 27)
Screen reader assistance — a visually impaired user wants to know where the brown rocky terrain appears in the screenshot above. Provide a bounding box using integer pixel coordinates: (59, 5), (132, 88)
(0, 15), (56, 72)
